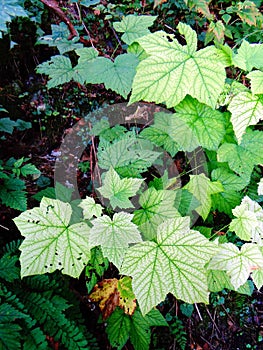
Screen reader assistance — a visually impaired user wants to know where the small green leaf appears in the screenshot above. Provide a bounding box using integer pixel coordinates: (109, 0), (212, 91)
(14, 197), (91, 278)
(113, 15), (157, 45)
(228, 91), (263, 143)
(106, 308), (130, 350)
(247, 70), (263, 95)
(20, 164), (40, 177)
(133, 187), (180, 240)
(0, 117), (16, 134)
(89, 212), (142, 269)
(208, 242), (263, 290)
(233, 40), (263, 72)
(79, 196), (103, 219)
(98, 167), (144, 209)
(121, 216), (217, 315)
(184, 173), (224, 220)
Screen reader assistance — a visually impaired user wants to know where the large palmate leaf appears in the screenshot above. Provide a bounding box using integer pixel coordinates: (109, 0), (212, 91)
(208, 242), (263, 290)
(233, 40), (263, 72)
(133, 187), (180, 240)
(247, 70), (263, 95)
(89, 212), (142, 269)
(77, 53), (139, 98)
(229, 196), (263, 244)
(113, 15), (157, 45)
(78, 196), (103, 219)
(36, 55), (83, 89)
(14, 197), (91, 278)
(97, 132), (161, 177)
(228, 92), (263, 143)
(140, 112), (180, 157)
(217, 130), (263, 180)
(169, 96), (226, 151)
(97, 167), (144, 209)
(130, 22), (227, 108)
(211, 168), (248, 216)
(184, 173), (224, 220)
(121, 216), (216, 315)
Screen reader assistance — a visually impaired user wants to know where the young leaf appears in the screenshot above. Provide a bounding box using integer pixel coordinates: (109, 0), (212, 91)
(20, 164), (40, 177)
(121, 216), (217, 315)
(77, 54), (139, 98)
(106, 308), (131, 350)
(130, 22), (227, 108)
(78, 196), (103, 219)
(170, 96), (226, 151)
(208, 242), (263, 290)
(36, 55), (83, 89)
(247, 70), (263, 95)
(14, 197), (91, 278)
(217, 130), (263, 181)
(229, 196), (263, 243)
(233, 40), (263, 72)
(113, 15), (157, 45)
(97, 132), (161, 178)
(89, 212), (142, 269)
(133, 187), (180, 240)
(184, 173), (224, 220)
(97, 167), (144, 209)
(228, 91), (263, 143)
(140, 112), (180, 157)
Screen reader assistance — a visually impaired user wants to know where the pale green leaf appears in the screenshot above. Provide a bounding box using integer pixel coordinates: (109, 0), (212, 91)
(75, 47), (99, 63)
(130, 22), (227, 108)
(169, 96), (226, 151)
(127, 42), (148, 61)
(247, 70), (263, 95)
(228, 91), (263, 143)
(133, 187), (180, 240)
(184, 173), (224, 220)
(36, 55), (83, 89)
(78, 196), (103, 219)
(258, 178), (263, 195)
(77, 54), (139, 98)
(113, 15), (157, 45)
(140, 112), (180, 156)
(229, 196), (263, 244)
(89, 212), (142, 269)
(207, 269), (233, 292)
(208, 242), (263, 289)
(233, 40), (263, 72)
(97, 132), (161, 178)
(14, 197), (91, 278)
(97, 167), (144, 209)
(121, 217), (217, 315)
(211, 168), (248, 192)
(217, 130), (263, 181)
(252, 268), (263, 289)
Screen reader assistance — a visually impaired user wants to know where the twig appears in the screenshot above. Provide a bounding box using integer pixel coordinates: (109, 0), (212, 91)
(40, 0), (78, 39)
(0, 224), (9, 231)
(81, 20), (96, 49)
(205, 305), (221, 335)
(194, 303), (203, 321)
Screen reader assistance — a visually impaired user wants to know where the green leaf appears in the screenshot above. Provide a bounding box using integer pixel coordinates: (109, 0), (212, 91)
(130, 22), (227, 108)
(54, 182), (74, 202)
(252, 268), (263, 289)
(229, 196), (263, 243)
(0, 0), (28, 37)
(106, 308), (131, 350)
(208, 242), (263, 290)
(169, 96), (226, 151)
(228, 91), (263, 143)
(207, 269), (233, 292)
(217, 130), (263, 181)
(14, 197), (91, 278)
(247, 70), (263, 95)
(20, 164), (40, 177)
(184, 173), (224, 220)
(133, 187), (180, 240)
(113, 15), (157, 45)
(0, 189), (27, 211)
(75, 47), (99, 63)
(78, 196), (103, 219)
(121, 216), (217, 315)
(0, 117), (16, 134)
(233, 40), (263, 72)
(36, 55), (83, 89)
(211, 168), (248, 192)
(78, 54), (139, 98)
(97, 132), (161, 178)
(98, 167), (144, 209)
(140, 112), (180, 157)
(89, 212), (142, 269)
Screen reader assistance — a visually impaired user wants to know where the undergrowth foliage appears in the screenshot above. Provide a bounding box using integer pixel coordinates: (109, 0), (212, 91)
(1, 0), (263, 348)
